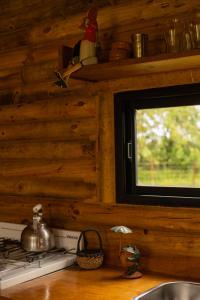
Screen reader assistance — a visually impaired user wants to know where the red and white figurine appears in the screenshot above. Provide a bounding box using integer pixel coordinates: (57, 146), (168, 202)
(79, 6), (98, 65)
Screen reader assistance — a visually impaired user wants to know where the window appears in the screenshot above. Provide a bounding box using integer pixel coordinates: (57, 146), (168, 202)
(115, 83), (200, 207)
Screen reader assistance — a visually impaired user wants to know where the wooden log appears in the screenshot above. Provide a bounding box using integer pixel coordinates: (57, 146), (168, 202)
(0, 140), (95, 160)
(1, 195), (200, 278)
(106, 68), (200, 93)
(0, 0), (59, 21)
(0, 48), (28, 70)
(29, 0), (200, 45)
(21, 59), (58, 84)
(1, 195), (200, 234)
(0, 177), (96, 199)
(98, 90), (115, 203)
(0, 196), (52, 223)
(0, 118), (96, 141)
(0, 0), (109, 35)
(0, 44), (58, 72)
(24, 44), (59, 65)
(103, 231), (200, 276)
(0, 5), (50, 37)
(0, 95), (96, 124)
(0, 159), (96, 183)
(0, 70), (21, 91)
(0, 66), (21, 80)
(0, 29), (28, 53)
(0, 1), (198, 55)
(98, 22), (166, 59)
(0, 1), (110, 52)
(11, 79), (89, 105)
(72, 51), (200, 82)
(47, 200), (190, 234)
(0, 90), (13, 105)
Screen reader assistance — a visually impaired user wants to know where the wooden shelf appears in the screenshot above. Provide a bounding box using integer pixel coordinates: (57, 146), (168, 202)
(71, 50), (200, 82)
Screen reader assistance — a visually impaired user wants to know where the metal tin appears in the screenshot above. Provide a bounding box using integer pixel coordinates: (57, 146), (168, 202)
(131, 33), (148, 58)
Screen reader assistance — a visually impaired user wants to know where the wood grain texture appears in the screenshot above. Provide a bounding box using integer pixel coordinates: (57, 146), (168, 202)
(1, 268), (175, 300)
(1, 195), (200, 234)
(0, 95), (96, 124)
(0, 141), (95, 159)
(0, 68), (200, 277)
(0, 69), (21, 90)
(0, 0), (110, 34)
(0, 70), (200, 277)
(2, 196), (200, 278)
(0, 118), (96, 141)
(0, 159), (96, 182)
(0, 90), (98, 202)
(13, 79), (90, 104)
(0, 0), (200, 91)
(1, 0), (200, 281)
(0, 178), (96, 199)
(72, 51), (200, 82)
(98, 90), (116, 204)
(29, 0), (200, 45)
(0, 0), (198, 67)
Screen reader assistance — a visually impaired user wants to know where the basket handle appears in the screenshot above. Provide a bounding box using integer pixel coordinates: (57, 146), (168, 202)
(77, 229), (103, 253)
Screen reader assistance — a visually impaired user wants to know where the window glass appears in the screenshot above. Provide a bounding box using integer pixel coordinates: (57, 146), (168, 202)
(115, 83), (200, 206)
(136, 105), (200, 188)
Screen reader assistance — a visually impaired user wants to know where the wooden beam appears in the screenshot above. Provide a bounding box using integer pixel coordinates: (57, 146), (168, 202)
(0, 159), (96, 183)
(0, 0), (110, 34)
(0, 177), (96, 199)
(29, 0), (200, 45)
(98, 90), (115, 203)
(72, 51), (200, 82)
(0, 95), (96, 124)
(0, 140), (95, 160)
(0, 118), (96, 141)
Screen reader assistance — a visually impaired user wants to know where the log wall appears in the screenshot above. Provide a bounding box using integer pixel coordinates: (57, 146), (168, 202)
(0, 0), (200, 280)
(0, 93), (98, 200)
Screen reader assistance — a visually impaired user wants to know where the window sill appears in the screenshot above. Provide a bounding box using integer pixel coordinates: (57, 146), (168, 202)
(118, 194), (200, 208)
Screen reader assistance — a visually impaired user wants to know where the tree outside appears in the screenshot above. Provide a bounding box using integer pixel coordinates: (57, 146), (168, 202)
(136, 105), (200, 187)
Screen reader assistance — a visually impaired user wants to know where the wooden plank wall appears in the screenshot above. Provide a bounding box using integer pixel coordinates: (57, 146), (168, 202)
(0, 0), (199, 101)
(0, 92), (98, 200)
(0, 0), (200, 280)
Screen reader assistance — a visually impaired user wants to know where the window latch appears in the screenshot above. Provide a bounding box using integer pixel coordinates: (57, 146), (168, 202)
(127, 142), (132, 160)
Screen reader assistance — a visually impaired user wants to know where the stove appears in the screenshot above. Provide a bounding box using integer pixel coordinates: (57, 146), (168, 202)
(0, 222), (81, 290)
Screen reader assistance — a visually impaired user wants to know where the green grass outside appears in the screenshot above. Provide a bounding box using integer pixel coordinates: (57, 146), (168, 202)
(138, 167), (200, 187)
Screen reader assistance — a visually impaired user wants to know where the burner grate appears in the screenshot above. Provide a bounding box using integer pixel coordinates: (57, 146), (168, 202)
(0, 238), (68, 265)
(0, 238), (5, 250)
(0, 224), (80, 289)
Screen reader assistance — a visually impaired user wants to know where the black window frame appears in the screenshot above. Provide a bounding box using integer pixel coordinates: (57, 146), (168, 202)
(114, 83), (200, 207)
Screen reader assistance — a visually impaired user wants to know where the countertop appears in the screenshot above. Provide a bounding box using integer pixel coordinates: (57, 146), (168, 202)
(0, 266), (179, 300)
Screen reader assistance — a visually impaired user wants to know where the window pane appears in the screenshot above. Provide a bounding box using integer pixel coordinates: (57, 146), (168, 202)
(136, 105), (200, 187)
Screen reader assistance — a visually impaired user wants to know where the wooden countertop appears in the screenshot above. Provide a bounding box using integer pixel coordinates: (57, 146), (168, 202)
(0, 266), (178, 300)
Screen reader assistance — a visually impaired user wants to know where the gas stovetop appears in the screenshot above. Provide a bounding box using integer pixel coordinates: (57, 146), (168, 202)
(0, 222), (81, 290)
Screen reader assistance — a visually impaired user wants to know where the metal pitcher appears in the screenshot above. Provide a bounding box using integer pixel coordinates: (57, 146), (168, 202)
(21, 204), (55, 252)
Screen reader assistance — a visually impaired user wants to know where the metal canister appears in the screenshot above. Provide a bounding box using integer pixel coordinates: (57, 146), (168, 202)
(131, 33), (148, 58)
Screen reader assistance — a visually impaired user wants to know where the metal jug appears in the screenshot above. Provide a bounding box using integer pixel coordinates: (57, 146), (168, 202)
(21, 204), (55, 252)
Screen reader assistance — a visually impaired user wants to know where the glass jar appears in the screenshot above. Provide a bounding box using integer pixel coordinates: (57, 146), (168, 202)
(190, 12), (200, 49)
(179, 19), (194, 51)
(165, 18), (181, 53)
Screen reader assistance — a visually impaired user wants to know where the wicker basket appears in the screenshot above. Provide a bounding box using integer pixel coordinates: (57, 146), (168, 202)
(76, 229), (104, 270)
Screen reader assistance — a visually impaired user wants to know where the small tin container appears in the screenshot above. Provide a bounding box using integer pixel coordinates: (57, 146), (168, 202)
(131, 33), (148, 58)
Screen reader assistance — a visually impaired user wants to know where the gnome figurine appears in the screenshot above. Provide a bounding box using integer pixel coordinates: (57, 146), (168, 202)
(79, 5), (98, 65)
(54, 6), (98, 88)
(120, 245), (142, 279)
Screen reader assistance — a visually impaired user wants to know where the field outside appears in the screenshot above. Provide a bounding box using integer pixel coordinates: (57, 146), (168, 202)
(138, 166), (200, 187)
(136, 105), (200, 188)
